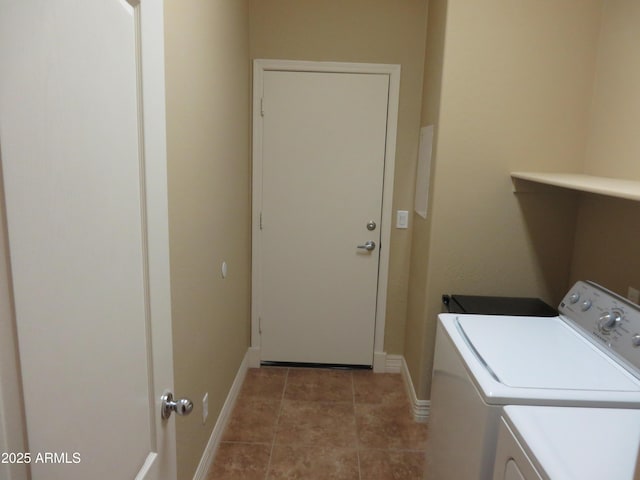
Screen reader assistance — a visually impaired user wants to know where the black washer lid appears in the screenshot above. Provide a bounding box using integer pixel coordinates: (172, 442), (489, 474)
(447, 294), (557, 316)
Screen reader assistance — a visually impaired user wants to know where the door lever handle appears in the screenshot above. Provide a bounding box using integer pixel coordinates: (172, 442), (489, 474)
(357, 241), (376, 252)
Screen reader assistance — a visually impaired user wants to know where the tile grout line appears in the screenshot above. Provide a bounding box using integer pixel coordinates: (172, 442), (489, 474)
(218, 440), (273, 446)
(352, 371), (362, 480)
(264, 367), (289, 480)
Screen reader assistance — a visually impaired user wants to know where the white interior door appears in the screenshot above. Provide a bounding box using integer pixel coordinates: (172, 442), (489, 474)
(256, 69), (389, 366)
(0, 1), (176, 479)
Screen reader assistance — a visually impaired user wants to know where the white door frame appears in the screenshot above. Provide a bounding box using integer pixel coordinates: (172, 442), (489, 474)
(250, 59), (400, 372)
(138, 1), (178, 477)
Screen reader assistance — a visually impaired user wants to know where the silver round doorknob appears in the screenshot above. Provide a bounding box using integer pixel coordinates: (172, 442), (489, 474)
(174, 398), (194, 416)
(161, 392), (194, 419)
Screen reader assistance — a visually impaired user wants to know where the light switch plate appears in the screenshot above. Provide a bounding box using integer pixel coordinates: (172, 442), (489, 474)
(396, 210), (409, 229)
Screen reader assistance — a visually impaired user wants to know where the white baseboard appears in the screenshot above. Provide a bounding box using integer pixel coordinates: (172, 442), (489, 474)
(386, 354), (430, 423)
(248, 346), (260, 368)
(383, 353), (402, 373)
(373, 351), (387, 372)
(192, 350), (250, 480)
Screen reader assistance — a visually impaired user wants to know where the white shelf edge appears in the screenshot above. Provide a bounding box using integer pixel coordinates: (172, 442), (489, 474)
(511, 172), (640, 202)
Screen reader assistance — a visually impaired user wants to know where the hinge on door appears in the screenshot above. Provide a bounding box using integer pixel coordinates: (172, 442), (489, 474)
(260, 97), (265, 117)
(258, 316), (262, 334)
(259, 212), (263, 230)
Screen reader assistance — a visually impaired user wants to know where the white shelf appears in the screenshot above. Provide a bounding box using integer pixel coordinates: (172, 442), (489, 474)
(511, 172), (640, 202)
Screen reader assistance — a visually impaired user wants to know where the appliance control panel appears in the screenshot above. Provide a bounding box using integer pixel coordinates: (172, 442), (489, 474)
(559, 281), (640, 375)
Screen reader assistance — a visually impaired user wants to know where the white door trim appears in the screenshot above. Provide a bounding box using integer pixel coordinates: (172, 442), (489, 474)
(251, 59), (400, 370)
(138, 1), (178, 478)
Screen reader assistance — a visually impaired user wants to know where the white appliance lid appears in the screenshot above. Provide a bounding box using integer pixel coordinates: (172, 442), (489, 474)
(503, 405), (640, 480)
(457, 315), (640, 391)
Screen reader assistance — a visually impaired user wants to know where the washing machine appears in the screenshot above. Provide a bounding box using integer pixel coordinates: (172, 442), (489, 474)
(493, 405), (640, 480)
(425, 281), (640, 479)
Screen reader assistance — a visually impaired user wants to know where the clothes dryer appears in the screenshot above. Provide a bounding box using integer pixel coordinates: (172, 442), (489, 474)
(493, 405), (640, 480)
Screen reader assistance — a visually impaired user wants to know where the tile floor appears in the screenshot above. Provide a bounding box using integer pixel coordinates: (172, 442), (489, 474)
(206, 367), (428, 480)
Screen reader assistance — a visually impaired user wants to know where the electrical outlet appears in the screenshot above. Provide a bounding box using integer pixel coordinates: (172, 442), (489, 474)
(628, 287), (640, 305)
(202, 393), (208, 424)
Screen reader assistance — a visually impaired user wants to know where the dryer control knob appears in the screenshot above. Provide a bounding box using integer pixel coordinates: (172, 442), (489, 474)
(632, 334), (640, 348)
(581, 299), (592, 311)
(569, 292), (580, 304)
(598, 311), (622, 334)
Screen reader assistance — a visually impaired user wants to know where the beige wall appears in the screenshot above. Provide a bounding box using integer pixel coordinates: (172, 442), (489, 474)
(584, 0), (640, 178)
(571, 0), (640, 295)
(405, 0), (446, 402)
(249, 0), (429, 355)
(164, 1), (251, 478)
(408, 0), (602, 398)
